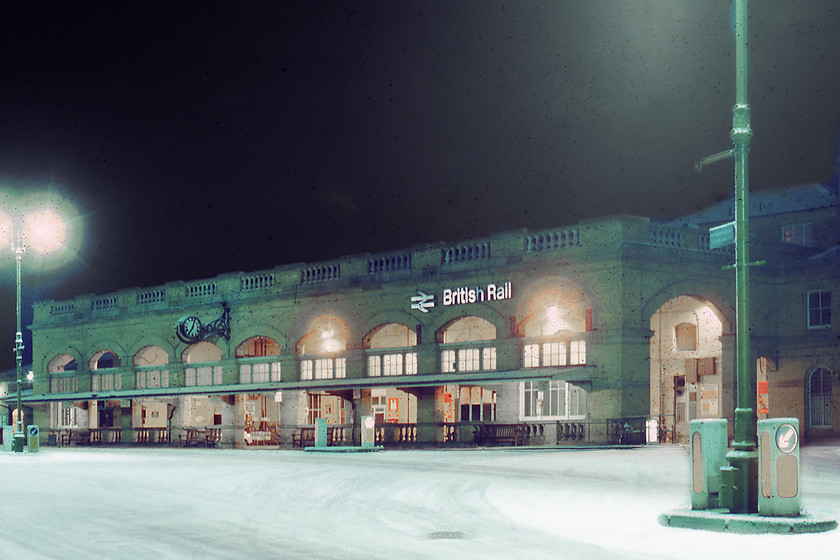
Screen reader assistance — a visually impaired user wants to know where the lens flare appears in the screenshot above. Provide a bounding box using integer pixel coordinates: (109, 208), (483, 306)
(23, 209), (68, 254)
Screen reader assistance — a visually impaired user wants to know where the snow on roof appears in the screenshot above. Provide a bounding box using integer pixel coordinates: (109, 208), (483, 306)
(669, 182), (839, 227)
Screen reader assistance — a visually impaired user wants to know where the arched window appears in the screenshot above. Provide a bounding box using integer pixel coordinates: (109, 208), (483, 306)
(48, 353), (79, 393)
(90, 350), (121, 370)
(439, 316), (496, 373)
(365, 323), (418, 377)
(236, 336), (282, 358)
(517, 284), (590, 369)
(297, 317), (348, 380)
(182, 341), (223, 386)
(89, 350), (122, 391)
(134, 345), (170, 389)
(675, 323), (698, 352)
(47, 353), (82, 427)
(808, 368), (833, 428)
(237, 336), (281, 383)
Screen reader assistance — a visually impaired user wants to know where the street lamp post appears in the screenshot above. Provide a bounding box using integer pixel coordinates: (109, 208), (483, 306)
(13, 233), (26, 451)
(0, 193), (77, 452)
(725, 0), (759, 514)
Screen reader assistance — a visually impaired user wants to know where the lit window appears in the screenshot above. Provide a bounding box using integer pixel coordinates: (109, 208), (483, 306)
(50, 401), (81, 428)
(459, 348), (480, 372)
(808, 291), (831, 329)
(137, 369), (169, 389)
(301, 361), (313, 380)
(483, 347), (497, 370)
(368, 356), (381, 377)
(568, 383), (588, 416)
(185, 366), (222, 386)
(384, 354), (403, 376)
(542, 342), (566, 366)
(441, 350), (456, 373)
(524, 344), (539, 368)
(675, 323), (698, 351)
(523, 382), (539, 417)
(91, 373), (121, 392)
(782, 223), (813, 246)
(252, 363), (270, 383)
(547, 380), (565, 417)
(570, 340), (586, 365)
(301, 358), (345, 380)
(522, 380), (587, 419)
(369, 352), (417, 376)
(50, 376), (78, 393)
(405, 353), (418, 375)
(314, 358), (333, 379)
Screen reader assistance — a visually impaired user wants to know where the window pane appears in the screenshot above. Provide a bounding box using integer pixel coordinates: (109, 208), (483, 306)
(384, 353), (402, 376)
(524, 344), (539, 368)
(368, 356), (381, 377)
(301, 360), (313, 380)
(405, 353), (417, 375)
(441, 350), (456, 373)
(240, 364), (251, 384)
(483, 347), (496, 370)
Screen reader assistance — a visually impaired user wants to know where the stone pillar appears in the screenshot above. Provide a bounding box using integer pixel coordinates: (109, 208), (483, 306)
(233, 393), (246, 449)
(411, 387), (439, 445)
(588, 327), (652, 420)
(120, 399), (133, 444)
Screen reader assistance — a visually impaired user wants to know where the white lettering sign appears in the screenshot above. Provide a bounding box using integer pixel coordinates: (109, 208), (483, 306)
(411, 282), (513, 313)
(442, 282), (513, 306)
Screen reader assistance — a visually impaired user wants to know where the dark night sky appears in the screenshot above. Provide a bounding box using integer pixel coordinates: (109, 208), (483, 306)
(0, 1), (838, 370)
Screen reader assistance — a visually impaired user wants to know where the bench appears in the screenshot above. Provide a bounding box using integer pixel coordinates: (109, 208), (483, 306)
(204, 428), (222, 448)
(67, 430), (91, 446)
(180, 428), (207, 447)
(473, 424), (527, 446)
(292, 427), (315, 448)
(291, 426), (335, 448)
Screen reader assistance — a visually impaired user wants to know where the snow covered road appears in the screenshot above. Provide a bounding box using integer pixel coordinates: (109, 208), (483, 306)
(0, 445), (837, 559)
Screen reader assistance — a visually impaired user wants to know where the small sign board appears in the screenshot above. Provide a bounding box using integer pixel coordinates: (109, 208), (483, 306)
(709, 221), (736, 249)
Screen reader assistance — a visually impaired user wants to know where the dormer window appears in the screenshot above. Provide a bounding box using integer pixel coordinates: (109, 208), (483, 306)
(782, 223), (813, 246)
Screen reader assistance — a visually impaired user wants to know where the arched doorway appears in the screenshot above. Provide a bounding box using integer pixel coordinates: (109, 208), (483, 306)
(650, 296), (727, 443)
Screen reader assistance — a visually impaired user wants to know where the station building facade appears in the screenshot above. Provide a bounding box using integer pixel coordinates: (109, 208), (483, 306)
(9, 181), (839, 448)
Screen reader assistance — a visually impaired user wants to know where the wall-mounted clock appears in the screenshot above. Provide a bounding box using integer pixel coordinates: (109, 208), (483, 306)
(176, 315), (203, 343)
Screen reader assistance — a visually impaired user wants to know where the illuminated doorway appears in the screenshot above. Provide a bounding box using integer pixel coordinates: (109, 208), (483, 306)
(650, 296), (726, 443)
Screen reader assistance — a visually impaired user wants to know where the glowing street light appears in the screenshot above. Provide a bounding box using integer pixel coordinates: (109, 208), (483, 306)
(0, 192), (79, 452)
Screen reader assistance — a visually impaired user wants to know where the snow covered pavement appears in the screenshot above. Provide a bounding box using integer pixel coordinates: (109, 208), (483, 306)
(0, 444), (837, 559)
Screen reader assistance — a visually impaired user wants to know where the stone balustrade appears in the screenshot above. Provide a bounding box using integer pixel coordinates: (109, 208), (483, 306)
(34, 216), (728, 326)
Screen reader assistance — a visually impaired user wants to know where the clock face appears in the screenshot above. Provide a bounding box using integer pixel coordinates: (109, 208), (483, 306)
(776, 423), (798, 454)
(177, 316), (203, 341)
